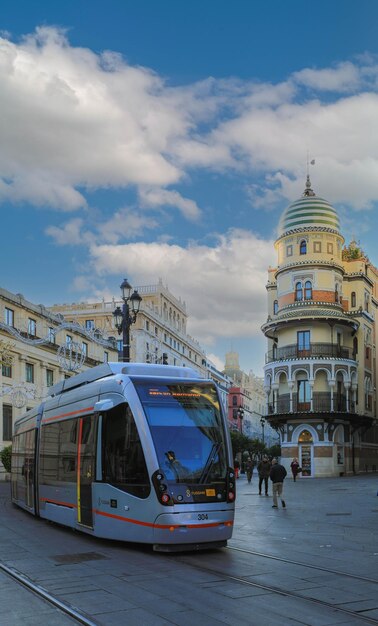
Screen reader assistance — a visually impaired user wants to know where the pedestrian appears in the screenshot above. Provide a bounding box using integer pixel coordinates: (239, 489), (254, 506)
(257, 455), (271, 495)
(290, 457), (300, 482)
(245, 457), (254, 483)
(234, 458), (240, 479)
(270, 458), (287, 508)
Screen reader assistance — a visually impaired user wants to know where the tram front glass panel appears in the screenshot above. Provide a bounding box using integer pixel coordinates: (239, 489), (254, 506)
(135, 382), (229, 503)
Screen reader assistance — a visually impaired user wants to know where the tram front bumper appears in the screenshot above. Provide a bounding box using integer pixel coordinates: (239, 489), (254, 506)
(152, 507), (234, 551)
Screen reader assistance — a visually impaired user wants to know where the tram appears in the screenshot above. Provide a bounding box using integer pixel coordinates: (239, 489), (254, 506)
(11, 363), (235, 551)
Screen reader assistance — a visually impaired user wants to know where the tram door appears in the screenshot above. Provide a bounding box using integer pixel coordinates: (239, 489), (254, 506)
(78, 414), (97, 527)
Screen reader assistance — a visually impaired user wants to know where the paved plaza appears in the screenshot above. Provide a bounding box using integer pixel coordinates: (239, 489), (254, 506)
(0, 473), (377, 625)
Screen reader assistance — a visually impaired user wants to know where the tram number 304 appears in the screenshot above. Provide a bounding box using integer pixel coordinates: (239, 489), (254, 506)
(198, 514), (209, 520)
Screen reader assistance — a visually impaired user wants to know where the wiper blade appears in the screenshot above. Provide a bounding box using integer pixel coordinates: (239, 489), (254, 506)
(199, 442), (221, 484)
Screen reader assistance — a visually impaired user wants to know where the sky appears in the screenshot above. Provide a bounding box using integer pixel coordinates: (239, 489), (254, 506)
(1, 0), (378, 376)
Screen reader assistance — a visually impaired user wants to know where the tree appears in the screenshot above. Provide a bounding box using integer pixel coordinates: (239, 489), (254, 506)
(0, 445), (12, 473)
(266, 443), (281, 459)
(230, 431), (251, 458)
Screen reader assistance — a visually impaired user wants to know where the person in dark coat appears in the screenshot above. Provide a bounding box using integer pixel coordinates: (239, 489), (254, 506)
(257, 456), (271, 496)
(290, 458), (300, 481)
(270, 458), (287, 508)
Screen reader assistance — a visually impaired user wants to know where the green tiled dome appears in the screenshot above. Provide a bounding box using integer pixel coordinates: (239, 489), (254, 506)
(279, 177), (340, 237)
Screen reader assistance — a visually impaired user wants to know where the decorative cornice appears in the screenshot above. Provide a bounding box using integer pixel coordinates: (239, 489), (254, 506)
(275, 259), (345, 276)
(0, 320), (115, 348)
(275, 226), (343, 245)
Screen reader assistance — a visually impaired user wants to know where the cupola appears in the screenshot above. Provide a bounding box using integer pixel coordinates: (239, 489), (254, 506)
(278, 176), (340, 239)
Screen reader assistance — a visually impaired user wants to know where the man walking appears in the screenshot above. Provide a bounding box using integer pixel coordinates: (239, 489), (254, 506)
(257, 456), (271, 496)
(270, 458), (287, 508)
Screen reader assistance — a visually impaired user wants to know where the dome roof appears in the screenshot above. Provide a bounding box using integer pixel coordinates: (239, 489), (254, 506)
(278, 176), (340, 238)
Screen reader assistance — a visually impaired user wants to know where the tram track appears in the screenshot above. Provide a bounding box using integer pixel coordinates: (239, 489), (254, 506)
(0, 562), (99, 626)
(227, 544), (378, 584)
(172, 547), (378, 625)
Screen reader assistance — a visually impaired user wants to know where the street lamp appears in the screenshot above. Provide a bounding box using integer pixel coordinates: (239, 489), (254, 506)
(260, 416), (266, 444)
(237, 408), (244, 433)
(113, 278), (142, 362)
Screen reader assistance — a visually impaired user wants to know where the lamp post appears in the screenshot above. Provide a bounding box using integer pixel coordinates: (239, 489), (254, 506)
(113, 278), (142, 362)
(237, 408), (244, 434)
(260, 416), (266, 444)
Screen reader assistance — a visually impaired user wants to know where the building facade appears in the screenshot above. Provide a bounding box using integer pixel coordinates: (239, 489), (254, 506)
(0, 286), (118, 477)
(49, 280), (208, 376)
(224, 351), (277, 445)
(262, 177), (378, 477)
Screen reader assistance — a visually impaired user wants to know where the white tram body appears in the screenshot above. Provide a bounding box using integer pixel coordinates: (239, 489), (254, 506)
(11, 363), (235, 551)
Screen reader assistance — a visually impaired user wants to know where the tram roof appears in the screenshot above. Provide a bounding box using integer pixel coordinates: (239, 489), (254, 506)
(49, 362), (203, 397)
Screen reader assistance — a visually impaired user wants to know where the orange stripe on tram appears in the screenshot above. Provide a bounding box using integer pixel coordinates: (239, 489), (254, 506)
(42, 406), (95, 423)
(94, 509), (233, 530)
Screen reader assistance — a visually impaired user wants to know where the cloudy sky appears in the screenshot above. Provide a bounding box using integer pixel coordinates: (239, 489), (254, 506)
(1, 0), (378, 374)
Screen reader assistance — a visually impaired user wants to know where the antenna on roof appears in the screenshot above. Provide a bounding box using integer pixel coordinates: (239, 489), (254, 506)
(304, 151), (316, 197)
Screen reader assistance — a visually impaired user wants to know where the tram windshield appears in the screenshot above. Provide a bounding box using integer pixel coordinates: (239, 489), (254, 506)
(135, 382), (228, 484)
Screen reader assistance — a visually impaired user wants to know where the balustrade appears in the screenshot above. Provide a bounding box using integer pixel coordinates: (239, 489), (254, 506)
(266, 343), (354, 363)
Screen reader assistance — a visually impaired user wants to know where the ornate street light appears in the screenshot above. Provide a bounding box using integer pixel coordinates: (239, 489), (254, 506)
(113, 278), (142, 362)
(237, 408), (244, 434)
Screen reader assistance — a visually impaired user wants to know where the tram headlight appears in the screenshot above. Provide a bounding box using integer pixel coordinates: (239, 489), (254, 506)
(152, 469), (173, 505)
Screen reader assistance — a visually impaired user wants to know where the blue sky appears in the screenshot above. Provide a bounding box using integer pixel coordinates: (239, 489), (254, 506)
(1, 1), (378, 375)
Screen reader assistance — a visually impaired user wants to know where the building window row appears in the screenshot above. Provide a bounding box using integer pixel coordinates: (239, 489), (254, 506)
(298, 240), (334, 256)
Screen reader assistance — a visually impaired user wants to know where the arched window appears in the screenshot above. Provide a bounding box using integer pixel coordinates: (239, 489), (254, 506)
(273, 300), (278, 314)
(304, 281), (312, 300)
(300, 240), (307, 255)
(298, 429), (313, 443)
(351, 292), (356, 308)
(353, 337), (358, 359)
(295, 282), (303, 301)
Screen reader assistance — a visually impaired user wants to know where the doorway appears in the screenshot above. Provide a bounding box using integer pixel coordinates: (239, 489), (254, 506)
(298, 430), (313, 477)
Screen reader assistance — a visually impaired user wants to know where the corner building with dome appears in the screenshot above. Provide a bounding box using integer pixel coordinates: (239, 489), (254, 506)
(262, 177), (378, 477)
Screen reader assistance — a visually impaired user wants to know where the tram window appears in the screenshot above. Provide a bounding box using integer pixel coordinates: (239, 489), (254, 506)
(12, 429), (35, 507)
(40, 419), (79, 484)
(102, 405), (150, 498)
(135, 382), (228, 485)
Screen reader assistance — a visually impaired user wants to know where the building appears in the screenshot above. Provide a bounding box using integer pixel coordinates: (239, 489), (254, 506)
(224, 351), (277, 445)
(49, 279), (209, 375)
(262, 176), (378, 477)
(0, 286), (118, 477)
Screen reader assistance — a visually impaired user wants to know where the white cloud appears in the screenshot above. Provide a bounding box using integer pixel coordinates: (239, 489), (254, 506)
(87, 229), (275, 346)
(2, 27), (378, 218)
(45, 218), (91, 245)
(46, 209), (159, 245)
(293, 62), (361, 92)
(139, 187), (201, 220)
(0, 27), (187, 208)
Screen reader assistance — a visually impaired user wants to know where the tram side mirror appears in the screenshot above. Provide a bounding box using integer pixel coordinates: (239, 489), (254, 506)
(94, 399), (115, 412)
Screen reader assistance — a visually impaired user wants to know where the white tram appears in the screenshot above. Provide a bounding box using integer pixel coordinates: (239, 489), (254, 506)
(11, 363), (235, 551)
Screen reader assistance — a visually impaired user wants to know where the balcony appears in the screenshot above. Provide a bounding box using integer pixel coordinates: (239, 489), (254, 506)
(266, 342), (354, 363)
(270, 393), (351, 415)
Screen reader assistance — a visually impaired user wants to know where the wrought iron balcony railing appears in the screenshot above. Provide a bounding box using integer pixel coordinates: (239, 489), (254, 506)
(266, 342), (354, 363)
(269, 392), (352, 415)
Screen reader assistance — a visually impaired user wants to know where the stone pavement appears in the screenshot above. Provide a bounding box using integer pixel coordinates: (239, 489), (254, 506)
(0, 473), (377, 625)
